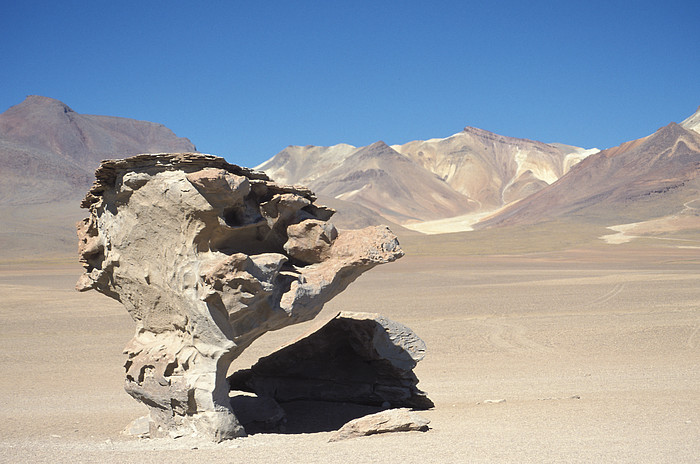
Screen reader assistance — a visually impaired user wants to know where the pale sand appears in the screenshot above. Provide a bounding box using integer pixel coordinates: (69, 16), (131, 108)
(600, 208), (700, 245)
(1, 249), (700, 463)
(403, 211), (495, 234)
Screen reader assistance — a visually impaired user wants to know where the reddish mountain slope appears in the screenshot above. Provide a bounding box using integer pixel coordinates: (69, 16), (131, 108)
(475, 123), (700, 229)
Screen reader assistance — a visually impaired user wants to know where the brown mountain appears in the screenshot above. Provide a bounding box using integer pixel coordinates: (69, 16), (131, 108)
(0, 95), (196, 261)
(0, 95), (196, 205)
(258, 129), (595, 230)
(475, 122), (700, 229)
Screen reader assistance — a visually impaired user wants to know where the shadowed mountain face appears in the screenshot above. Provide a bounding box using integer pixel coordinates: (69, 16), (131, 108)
(0, 95), (196, 205)
(258, 128), (594, 227)
(476, 123), (700, 229)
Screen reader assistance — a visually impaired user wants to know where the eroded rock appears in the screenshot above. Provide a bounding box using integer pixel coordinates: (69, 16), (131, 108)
(328, 408), (430, 442)
(228, 311), (433, 409)
(76, 153), (403, 441)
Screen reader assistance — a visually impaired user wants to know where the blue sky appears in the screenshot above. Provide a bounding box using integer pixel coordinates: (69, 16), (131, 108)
(2, 0), (699, 167)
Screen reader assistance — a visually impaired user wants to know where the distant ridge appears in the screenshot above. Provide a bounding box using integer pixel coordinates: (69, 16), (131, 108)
(0, 95), (196, 205)
(475, 121), (700, 230)
(258, 126), (596, 230)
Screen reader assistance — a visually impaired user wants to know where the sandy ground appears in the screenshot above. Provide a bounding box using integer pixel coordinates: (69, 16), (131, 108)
(1, 248), (700, 463)
(600, 199), (700, 245)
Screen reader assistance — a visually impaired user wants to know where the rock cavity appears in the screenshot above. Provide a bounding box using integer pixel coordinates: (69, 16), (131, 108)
(228, 311), (433, 409)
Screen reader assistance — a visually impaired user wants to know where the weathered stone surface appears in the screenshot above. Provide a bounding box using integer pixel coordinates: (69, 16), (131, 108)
(228, 311), (433, 409)
(76, 153), (403, 441)
(328, 408), (430, 442)
(122, 415), (150, 438)
(284, 219), (338, 264)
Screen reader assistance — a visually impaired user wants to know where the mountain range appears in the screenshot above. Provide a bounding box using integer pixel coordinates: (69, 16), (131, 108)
(1, 95), (699, 259)
(477, 122), (700, 229)
(258, 106), (700, 242)
(258, 127), (598, 232)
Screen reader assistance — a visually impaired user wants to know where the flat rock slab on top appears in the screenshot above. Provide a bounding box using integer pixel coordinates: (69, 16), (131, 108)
(228, 311), (433, 409)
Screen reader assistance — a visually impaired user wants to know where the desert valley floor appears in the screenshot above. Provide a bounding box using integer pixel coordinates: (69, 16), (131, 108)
(1, 245), (700, 463)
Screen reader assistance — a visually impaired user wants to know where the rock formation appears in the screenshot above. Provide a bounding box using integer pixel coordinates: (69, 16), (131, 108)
(328, 408), (430, 442)
(228, 311), (433, 409)
(76, 153), (403, 441)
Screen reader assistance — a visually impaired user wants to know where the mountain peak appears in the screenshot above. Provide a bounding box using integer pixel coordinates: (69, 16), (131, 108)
(462, 126), (490, 135)
(461, 125), (517, 142)
(14, 95), (76, 113)
(649, 121), (693, 143)
(367, 140), (390, 150)
(0, 95), (197, 205)
(356, 141), (407, 161)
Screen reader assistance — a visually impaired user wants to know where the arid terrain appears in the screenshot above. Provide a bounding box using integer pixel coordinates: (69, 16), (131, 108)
(1, 97), (699, 462)
(2, 240), (699, 463)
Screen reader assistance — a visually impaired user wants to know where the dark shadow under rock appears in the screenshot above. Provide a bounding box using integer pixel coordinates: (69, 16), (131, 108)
(228, 311), (433, 410)
(229, 394), (287, 434)
(230, 395), (397, 435)
(277, 400), (384, 434)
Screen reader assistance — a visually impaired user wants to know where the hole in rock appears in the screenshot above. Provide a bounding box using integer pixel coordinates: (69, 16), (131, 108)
(138, 365), (155, 384)
(212, 224), (285, 256)
(222, 207), (243, 227)
(163, 359), (178, 377)
(85, 248), (105, 272)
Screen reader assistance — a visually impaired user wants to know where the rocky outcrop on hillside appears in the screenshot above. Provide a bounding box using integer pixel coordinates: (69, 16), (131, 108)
(76, 153), (404, 441)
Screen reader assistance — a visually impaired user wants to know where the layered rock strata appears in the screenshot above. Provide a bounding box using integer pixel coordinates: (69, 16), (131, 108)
(228, 311), (433, 409)
(76, 153), (403, 441)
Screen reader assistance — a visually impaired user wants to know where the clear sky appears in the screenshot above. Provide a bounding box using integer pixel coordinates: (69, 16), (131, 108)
(2, 0), (699, 167)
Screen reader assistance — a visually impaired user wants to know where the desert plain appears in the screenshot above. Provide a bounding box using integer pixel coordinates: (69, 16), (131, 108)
(1, 234), (699, 463)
